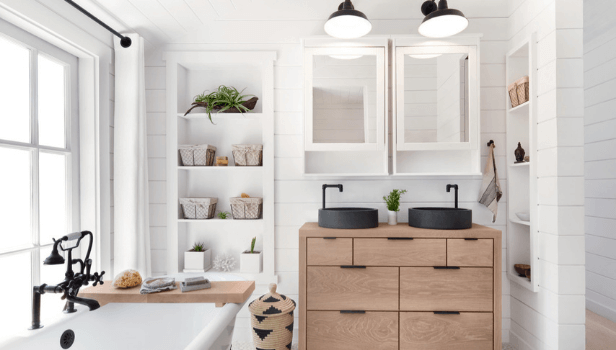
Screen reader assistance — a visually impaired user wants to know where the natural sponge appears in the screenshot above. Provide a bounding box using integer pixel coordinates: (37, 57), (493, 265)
(112, 269), (142, 288)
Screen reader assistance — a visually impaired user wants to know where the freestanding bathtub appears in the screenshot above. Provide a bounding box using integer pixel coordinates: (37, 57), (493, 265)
(1, 273), (247, 350)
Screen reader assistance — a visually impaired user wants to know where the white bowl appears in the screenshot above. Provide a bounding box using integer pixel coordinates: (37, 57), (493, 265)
(516, 212), (530, 221)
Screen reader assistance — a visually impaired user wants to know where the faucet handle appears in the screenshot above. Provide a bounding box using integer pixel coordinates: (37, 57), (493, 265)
(92, 271), (105, 287)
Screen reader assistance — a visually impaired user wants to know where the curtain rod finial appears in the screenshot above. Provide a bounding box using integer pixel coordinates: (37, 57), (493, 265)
(120, 36), (132, 48)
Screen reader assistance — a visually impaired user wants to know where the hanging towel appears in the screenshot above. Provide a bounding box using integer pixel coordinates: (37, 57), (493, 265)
(478, 144), (503, 222)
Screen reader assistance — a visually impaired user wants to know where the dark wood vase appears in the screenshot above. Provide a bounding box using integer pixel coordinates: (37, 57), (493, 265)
(514, 142), (526, 163)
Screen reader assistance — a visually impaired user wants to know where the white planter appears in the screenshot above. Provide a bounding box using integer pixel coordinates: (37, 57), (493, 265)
(388, 211), (398, 225)
(184, 249), (212, 272)
(240, 251), (263, 274)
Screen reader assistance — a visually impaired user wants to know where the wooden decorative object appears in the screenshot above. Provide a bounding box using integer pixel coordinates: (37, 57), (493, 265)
(514, 264), (530, 277)
(514, 142), (526, 163)
(184, 96), (259, 116)
(215, 156), (228, 166)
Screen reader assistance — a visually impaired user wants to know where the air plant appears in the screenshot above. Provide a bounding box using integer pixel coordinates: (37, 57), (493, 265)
(383, 189), (407, 212)
(191, 242), (206, 252)
(186, 85), (256, 123)
(217, 211), (231, 220)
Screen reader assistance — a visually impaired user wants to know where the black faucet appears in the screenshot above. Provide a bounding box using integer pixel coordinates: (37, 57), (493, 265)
(322, 184), (343, 209)
(446, 184), (459, 208)
(30, 231), (105, 330)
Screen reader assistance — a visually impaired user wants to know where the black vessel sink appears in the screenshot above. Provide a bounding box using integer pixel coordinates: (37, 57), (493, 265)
(408, 207), (472, 230)
(318, 208), (379, 229)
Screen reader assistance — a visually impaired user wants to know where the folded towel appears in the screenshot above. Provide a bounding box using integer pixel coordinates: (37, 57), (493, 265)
(478, 144), (503, 222)
(140, 277), (177, 294)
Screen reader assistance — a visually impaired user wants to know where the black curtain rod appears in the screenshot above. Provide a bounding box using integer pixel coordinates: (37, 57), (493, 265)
(64, 0), (132, 48)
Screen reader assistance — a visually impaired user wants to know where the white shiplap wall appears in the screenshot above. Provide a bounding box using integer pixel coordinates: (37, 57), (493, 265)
(143, 13), (512, 343)
(507, 0), (586, 350)
(584, 6), (616, 323)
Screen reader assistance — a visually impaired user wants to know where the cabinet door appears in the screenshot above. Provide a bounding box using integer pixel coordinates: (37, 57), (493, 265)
(354, 238), (446, 266)
(400, 312), (493, 350)
(307, 238), (352, 265)
(308, 311), (398, 350)
(400, 267), (493, 312)
(307, 266), (398, 311)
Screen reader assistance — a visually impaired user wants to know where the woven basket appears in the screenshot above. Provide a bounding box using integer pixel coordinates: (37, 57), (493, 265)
(516, 76), (530, 106)
(232, 144), (263, 166)
(508, 82), (520, 108)
(249, 284), (295, 350)
(230, 197), (263, 219)
(179, 145), (216, 166)
(180, 198), (218, 219)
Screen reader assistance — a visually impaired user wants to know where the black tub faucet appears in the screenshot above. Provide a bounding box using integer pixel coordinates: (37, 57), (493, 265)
(322, 184), (343, 209)
(30, 231), (105, 330)
(447, 184), (459, 208)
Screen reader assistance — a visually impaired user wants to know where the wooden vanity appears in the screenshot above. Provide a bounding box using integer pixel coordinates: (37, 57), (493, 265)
(299, 222), (501, 350)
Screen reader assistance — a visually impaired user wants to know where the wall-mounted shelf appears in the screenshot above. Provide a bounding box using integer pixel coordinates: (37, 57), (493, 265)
(164, 51), (277, 285)
(505, 34), (539, 293)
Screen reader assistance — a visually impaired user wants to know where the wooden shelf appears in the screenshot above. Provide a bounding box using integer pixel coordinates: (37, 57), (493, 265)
(508, 101), (529, 114)
(509, 218), (530, 226)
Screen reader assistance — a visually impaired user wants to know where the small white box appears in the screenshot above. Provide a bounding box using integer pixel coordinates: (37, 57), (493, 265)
(184, 249), (212, 272)
(240, 251), (263, 274)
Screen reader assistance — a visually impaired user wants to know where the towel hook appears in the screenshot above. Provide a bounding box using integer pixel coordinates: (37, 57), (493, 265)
(487, 140), (495, 148)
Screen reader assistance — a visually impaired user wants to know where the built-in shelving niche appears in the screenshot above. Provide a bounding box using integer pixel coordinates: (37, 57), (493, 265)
(505, 34), (539, 292)
(164, 51), (277, 285)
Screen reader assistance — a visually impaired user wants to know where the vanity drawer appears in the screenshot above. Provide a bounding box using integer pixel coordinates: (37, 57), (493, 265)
(306, 266), (399, 311)
(307, 238), (352, 265)
(354, 238), (446, 266)
(400, 267), (493, 312)
(307, 311), (398, 350)
(400, 312), (493, 350)
(447, 239), (493, 267)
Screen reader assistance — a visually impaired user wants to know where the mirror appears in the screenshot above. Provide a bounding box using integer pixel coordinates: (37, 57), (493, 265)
(403, 52), (469, 144)
(312, 54), (378, 144)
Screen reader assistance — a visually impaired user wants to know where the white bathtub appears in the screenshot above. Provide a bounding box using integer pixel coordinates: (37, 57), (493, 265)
(1, 273), (247, 350)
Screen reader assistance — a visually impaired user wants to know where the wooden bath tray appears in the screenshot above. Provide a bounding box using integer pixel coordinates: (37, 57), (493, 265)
(79, 280), (255, 307)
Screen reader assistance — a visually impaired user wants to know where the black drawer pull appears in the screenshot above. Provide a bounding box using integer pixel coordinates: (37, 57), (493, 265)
(388, 237), (414, 240)
(433, 266), (460, 269)
(464, 238), (479, 241)
(340, 310), (366, 314)
(323, 237), (337, 240)
(341, 265), (366, 269)
(434, 311), (460, 315)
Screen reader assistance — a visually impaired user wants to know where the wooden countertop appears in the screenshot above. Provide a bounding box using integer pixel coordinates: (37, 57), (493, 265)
(79, 280), (255, 307)
(299, 222), (501, 238)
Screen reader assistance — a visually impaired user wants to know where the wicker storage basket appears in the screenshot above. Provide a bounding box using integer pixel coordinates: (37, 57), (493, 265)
(230, 197), (263, 219)
(249, 284), (295, 350)
(180, 198), (218, 219)
(508, 82), (520, 108)
(179, 145), (216, 166)
(232, 144), (263, 166)
(515, 76), (530, 105)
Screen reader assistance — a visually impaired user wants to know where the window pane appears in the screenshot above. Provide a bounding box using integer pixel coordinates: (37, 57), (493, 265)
(0, 147), (32, 251)
(39, 152), (67, 244)
(38, 55), (66, 148)
(0, 252), (31, 338)
(40, 246), (68, 321)
(0, 36), (30, 143)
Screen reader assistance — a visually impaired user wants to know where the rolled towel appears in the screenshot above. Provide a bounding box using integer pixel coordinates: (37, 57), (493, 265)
(140, 277), (177, 294)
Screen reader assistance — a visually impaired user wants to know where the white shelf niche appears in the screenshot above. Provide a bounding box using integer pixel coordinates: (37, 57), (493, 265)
(164, 51), (277, 284)
(505, 34), (539, 292)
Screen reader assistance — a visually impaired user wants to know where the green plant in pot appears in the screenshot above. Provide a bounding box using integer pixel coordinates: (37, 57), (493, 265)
(184, 85), (259, 123)
(384, 189), (407, 226)
(217, 211), (231, 220)
(184, 242), (212, 272)
(240, 237), (262, 274)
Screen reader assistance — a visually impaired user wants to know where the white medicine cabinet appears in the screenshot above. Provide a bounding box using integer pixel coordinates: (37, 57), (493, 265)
(302, 35), (482, 176)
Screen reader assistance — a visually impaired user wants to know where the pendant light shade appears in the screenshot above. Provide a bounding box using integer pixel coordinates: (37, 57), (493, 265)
(324, 0), (372, 39)
(418, 0), (468, 38)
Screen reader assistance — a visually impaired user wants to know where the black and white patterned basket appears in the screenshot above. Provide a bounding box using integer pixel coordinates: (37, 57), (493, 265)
(232, 144), (263, 166)
(179, 144), (216, 166)
(179, 198), (218, 219)
(249, 284), (295, 350)
(230, 197), (263, 220)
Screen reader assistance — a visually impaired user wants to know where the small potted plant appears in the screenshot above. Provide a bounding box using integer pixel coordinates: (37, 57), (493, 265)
(240, 237), (262, 274)
(184, 242), (212, 273)
(217, 211), (231, 220)
(383, 189), (407, 225)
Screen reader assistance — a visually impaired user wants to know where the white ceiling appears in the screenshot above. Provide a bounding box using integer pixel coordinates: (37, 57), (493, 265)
(77, 0), (508, 47)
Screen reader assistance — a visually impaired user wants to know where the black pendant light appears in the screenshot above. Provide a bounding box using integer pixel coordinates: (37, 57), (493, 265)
(419, 0), (468, 38)
(324, 0), (372, 39)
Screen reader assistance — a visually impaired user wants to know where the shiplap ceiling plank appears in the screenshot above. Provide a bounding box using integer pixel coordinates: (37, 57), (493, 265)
(157, 0), (204, 31)
(184, 0), (220, 22)
(127, 0), (188, 39)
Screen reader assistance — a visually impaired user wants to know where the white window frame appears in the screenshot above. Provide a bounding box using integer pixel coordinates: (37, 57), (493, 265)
(0, 28), (80, 287)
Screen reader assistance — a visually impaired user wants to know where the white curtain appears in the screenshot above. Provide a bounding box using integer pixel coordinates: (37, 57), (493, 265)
(113, 34), (151, 278)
